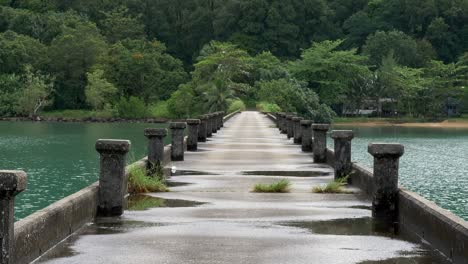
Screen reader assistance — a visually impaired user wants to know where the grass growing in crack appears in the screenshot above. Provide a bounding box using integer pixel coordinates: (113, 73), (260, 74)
(128, 165), (169, 193)
(312, 176), (352, 194)
(253, 179), (291, 193)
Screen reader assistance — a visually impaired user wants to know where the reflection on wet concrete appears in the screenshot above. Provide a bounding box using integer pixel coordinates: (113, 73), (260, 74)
(166, 181), (192, 187)
(241, 170), (331, 177)
(127, 195), (206, 211)
(170, 170), (219, 176)
(357, 255), (447, 264)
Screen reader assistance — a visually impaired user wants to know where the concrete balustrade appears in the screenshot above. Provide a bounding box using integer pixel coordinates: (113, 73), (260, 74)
(331, 130), (354, 180)
(312, 124), (330, 163)
(292, 117), (303, 144)
(286, 115), (294, 139)
(0, 170), (27, 264)
(206, 114), (213, 137)
(210, 114), (217, 134)
(169, 122), (187, 161)
(198, 115), (208, 142)
(95, 139), (131, 216)
(144, 128), (167, 173)
(300, 120), (313, 152)
(220, 111), (225, 127)
(368, 143), (404, 223)
(187, 119), (201, 151)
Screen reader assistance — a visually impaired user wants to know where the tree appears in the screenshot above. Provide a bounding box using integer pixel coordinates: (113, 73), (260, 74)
(85, 68), (117, 110)
(99, 6), (145, 43)
(167, 84), (197, 118)
(15, 66), (54, 117)
(0, 73), (22, 116)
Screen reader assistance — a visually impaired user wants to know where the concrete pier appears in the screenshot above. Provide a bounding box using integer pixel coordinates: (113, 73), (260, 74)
(169, 122), (186, 161)
(331, 130), (354, 180)
(36, 112), (444, 264)
(198, 115), (208, 142)
(186, 119), (201, 151)
(300, 120), (313, 152)
(292, 116), (303, 144)
(312, 124), (330, 163)
(144, 128), (167, 173)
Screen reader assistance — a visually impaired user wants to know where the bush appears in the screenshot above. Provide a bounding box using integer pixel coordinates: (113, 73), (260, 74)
(115, 96), (148, 118)
(128, 166), (168, 193)
(253, 179), (291, 193)
(149, 101), (172, 118)
(312, 176), (351, 194)
(256, 102), (281, 113)
(227, 99), (246, 113)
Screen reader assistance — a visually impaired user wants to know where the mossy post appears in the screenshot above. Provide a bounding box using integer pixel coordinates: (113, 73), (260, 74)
(144, 128), (167, 174)
(293, 117), (303, 144)
(300, 120), (313, 152)
(170, 122), (187, 161)
(368, 143), (404, 223)
(286, 115), (294, 139)
(198, 115), (208, 142)
(312, 124), (330, 163)
(95, 139), (131, 217)
(187, 119), (201, 151)
(331, 130), (354, 180)
(0, 170), (27, 264)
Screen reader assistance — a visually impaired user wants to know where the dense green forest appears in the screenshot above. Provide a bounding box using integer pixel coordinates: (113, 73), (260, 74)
(0, 0), (467, 121)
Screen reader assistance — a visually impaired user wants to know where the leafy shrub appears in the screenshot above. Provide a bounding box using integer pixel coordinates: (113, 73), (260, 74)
(116, 96), (148, 118)
(227, 99), (246, 113)
(253, 179), (291, 193)
(149, 101), (172, 118)
(256, 102), (281, 113)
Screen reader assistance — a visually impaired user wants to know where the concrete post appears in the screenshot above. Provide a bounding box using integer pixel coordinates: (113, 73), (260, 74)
(144, 128), (167, 173)
(198, 115), (208, 142)
(368, 143), (404, 223)
(0, 170), (27, 264)
(206, 114), (213, 137)
(312, 124), (330, 163)
(220, 111), (225, 127)
(293, 117), (303, 144)
(95, 139), (131, 216)
(170, 122), (186, 161)
(331, 130), (354, 180)
(210, 114), (217, 134)
(279, 113), (286, 134)
(286, 115), (294, 139)
(187, 119), (201, 151)
(215, 112), (221, 131)
(300, 120), (313, 152)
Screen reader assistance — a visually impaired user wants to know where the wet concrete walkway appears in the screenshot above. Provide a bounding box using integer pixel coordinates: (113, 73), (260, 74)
(37, 111), (445, 264)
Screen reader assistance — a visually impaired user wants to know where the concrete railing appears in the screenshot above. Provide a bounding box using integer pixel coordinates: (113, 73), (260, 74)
(270, 112), (468, 263)
(3, 111), (235, 264)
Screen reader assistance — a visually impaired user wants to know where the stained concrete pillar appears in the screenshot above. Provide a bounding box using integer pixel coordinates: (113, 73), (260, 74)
(312, 124), (330, 163)
(368, 143), (404, 223)
(170, 122), (186, 161)
(211, 114), (217, 134)
(0, 170), (27, 264)
(293, 117), (303, 144)
(206, 114), (213, 137)
(220, 111), (225, 127)
(187, 119), (201, 151)
(300, 120), (313, 152)
(198, 115), (208, 142)
(216, 112), (221, 131)
(331, 130), (354, 180)
(286, 115), (294, 139)
(144, 128), (167, 173)
(95, 139), (131, 216)
(279, 113), (286, 134)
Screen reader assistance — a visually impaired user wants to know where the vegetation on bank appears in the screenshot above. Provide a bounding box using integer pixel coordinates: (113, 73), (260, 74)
(253, 179), (291, 193)
(0, 1), (467, 122)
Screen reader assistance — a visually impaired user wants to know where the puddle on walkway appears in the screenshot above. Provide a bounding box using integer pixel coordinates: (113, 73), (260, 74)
(280, 217), (397, 237)
(357, 254), (448, 264)
(127, 195), (206, 211)
(166, 181), (192, 187)
(170, 170), (219, 176)
(242, 171), (330, 177)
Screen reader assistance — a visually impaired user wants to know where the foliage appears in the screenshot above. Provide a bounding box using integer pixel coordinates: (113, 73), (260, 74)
(85, 69), (117, 110)
(128, 165), (168, 194)
(15, 66), (54, 117)
(149, 101), (171, 118)
(166, 84), (196, 118)
(312, 176), (351, 194)
(115, 96), (148, 119)
(227, 99), (246, 113)
(256, 102), (281, 113)
(0, 73), (22, 116)
(253, 179), (291, 193)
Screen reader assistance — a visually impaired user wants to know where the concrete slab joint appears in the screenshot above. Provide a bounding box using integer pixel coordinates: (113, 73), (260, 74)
(170, 122), (187, 161)
(95, 139), (131, 217)
(312, 124), (330, 163)
(0, 170), (27, 264)
(368, 143), (404, 223)
(331, 130), (354, 180)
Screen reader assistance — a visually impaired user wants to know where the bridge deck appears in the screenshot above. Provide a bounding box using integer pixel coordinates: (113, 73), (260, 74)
(38, 111), (443, 264)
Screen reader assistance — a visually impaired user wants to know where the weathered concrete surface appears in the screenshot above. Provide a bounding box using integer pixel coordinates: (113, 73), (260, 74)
(37, 111), (446, 264)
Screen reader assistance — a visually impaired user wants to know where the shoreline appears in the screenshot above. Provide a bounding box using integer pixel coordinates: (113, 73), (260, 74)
(334, 120), (468, 128)
(0, 116), (168, 124)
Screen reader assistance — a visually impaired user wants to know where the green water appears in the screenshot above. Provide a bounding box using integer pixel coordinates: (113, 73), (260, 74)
(0, 122), (168, 221)
(330, 125), (468, 221)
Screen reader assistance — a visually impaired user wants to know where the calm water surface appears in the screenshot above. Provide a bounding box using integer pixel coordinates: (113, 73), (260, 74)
(331, 125), (468, 221)
(0, 122), (167, 221)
